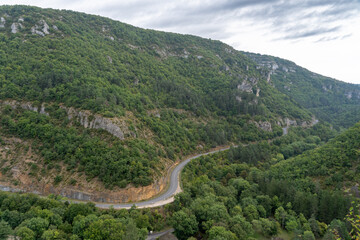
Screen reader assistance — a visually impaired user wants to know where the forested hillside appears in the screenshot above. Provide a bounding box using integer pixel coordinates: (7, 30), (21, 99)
(168, 121), (360, 239)
(243, 52), (360, 129)
(0, 5), (316, 191)
(0, 121), (358, 240)
(0, 5), (358, 200)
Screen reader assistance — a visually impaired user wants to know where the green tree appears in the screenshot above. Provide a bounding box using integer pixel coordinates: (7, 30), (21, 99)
(243, 204), (259, 222)
(0, 220), (12, 240)
(15, 227), (36, 240)
(83, 219), (125, 240)
(303, 231), (315, 240)
(274, 206), (287, 228)
(19, 217), (49, 239)
(208, 226), (237, 240)
(170, 210), (198, 240)
(41, 229), (67, 240)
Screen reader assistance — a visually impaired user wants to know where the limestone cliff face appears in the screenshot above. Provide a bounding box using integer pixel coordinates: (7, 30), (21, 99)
(62, 106), (132, 140)
(252, 116), (318, 133)
(253, 121), (272, 132)
(0, 100), (133, 140)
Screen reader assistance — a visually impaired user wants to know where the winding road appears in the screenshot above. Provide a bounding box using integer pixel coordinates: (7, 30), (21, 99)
(79, 146), (232, 209)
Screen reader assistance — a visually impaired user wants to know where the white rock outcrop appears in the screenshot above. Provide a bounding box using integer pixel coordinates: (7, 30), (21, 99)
(11, 23), (19, 33)
(63, 107), (126, 140)
(253, 121), (272, 132)
(237, 81), (253, 92)
(1, 100), (128, 140)
(31, 20), (50, 36)
(0, 17), (5, 28)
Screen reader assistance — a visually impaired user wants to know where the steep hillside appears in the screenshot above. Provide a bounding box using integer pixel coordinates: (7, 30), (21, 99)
(270, 121), (360, 189)
(243, 52), (360, 129)
(0, 5), (347, 200)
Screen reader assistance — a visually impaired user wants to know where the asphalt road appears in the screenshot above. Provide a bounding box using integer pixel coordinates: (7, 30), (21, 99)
(85, 146), (232, 209)
(146, 228), (174, 240)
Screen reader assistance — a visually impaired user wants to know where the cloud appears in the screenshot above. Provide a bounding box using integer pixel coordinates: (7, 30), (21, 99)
(95, 0), (359, 43)
(2, 0), (359, 43)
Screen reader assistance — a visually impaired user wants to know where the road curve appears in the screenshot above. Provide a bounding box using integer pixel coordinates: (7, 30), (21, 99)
(73, 146), (232, 209)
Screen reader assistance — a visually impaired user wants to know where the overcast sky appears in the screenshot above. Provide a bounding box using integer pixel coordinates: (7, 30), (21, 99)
(2, 0), (360, 84)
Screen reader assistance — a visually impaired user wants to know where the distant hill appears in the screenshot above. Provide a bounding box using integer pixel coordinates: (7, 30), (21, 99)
(270, 121), (360, 188)
(243, 52), (360, 129)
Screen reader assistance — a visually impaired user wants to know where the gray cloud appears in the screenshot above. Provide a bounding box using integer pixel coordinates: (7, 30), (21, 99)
(98, 0), (359, 42)
(3, 0), (359, 43)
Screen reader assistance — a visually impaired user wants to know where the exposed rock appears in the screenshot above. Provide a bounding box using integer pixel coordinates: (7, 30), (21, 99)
(254, 121), (272, 132)
(197, 55), (203, 59)
(39, 103), (49, 116)
(183, 49), (189, 58)
(133, 77), (139, 85)
(40, 20), (50, 34)
(18, 17), (24, 22)
(224, 47), (232, 53)
(249, 77), (258, 85)
(63, 107), (130, 140)
(107, 55), (112, 63)
(237, 81), (253, 92)
(246, 65), (249, 71)
(0, 17), (5, 28)
(278, 116), (318, 135)
(267, 72), (271, 83)
(0, 174), (167, 203)
(256, 88), (260, 97)
(345, 91), (352, 99)
(31, 20), (50, 36)
(31, 26), (45, 36)
(284, 118), (297, 126)
(1, 100), (50, 116)
(1, 101), (132, 140)
(128, 44), (139, 50)
(284, 85), (291, 91)
(53, 25), (58, 30)
(20, 102), (38, 112)
(11, 23), (19, 33)
(272, 63), (279, 70)
(101, 25), (108, 32)
(236, 96), (242, 102)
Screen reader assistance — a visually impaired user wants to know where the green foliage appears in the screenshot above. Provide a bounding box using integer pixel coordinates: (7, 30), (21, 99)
(83, 218), (125, 240)
(0, 5), (325, 187)
(15, 227), (36, 240)
(344, 202), (360, 239)
(0, 220), (12, 240)
(0, 191), (166, 240)
(270, 122), (360, 187)
(171, 122), (359, 239)
(170, 210), (198, 240)
(208, 226), (237, 240)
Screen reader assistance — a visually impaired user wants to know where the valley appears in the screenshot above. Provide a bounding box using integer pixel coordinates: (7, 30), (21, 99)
(0, 5), (359, 240)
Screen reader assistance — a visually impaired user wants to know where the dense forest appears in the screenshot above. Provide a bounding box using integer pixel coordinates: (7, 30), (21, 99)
(0, 191), (164, 240)
(0, 121), (359, 240)
(168, 122), (360, 239)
